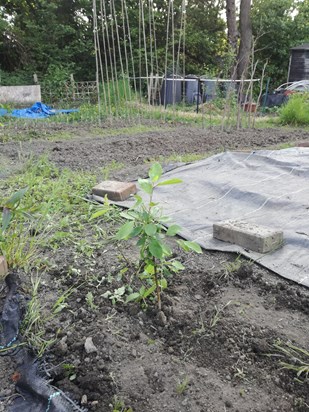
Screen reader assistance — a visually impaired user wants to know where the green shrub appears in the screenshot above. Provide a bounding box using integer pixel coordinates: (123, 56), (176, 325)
(0, 69), (34, 86)
(279, 93), (309, 126)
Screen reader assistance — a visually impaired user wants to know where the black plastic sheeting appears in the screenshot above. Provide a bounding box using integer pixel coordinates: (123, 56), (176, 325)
(0, 273), (20, 354)
(263, 92), (289, 107)
(0, 274), (87, 412)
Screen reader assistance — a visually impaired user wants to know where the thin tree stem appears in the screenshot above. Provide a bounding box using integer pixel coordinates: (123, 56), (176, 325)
(153, 260), (161, 311)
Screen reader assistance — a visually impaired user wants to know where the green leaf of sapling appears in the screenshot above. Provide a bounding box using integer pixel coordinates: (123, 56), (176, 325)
(120, 210), (138, 220)
(144, 263), (155, 275)
(172, 260), (185, 271)
(115, 221), (135, 240)
(138, 178), (153, 195)
(178, 240), (202, 254)
(149, 238), (163, 259)
(161, 242), (172, 256)
(145, 223), (157, 236)
(133, 194), (143, 207)
(159, 278), (168, 289)
(166, 224), (182, 236)
(157, 178), (182, 186)
(130, 225), (143, 237)
(143, 284), (156, 298)
(126, 292), (141, 303)
(149, 162), (162, 183)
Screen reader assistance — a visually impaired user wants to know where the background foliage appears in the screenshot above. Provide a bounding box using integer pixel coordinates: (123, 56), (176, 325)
(0, 0), (308, 87)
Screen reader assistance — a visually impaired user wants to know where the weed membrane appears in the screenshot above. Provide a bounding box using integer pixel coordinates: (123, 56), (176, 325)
(0, 274), (87, 412)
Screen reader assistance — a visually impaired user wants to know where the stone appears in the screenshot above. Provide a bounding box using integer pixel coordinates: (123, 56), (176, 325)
(156, 311), (167, 326)
(81, 395), (88, 405)
(92, 181), (137, 201)
(57, 336), (68, 354)
(0, 256), (8, 279)
(84, 337), (98, 354)
(213, 220), (283, 254)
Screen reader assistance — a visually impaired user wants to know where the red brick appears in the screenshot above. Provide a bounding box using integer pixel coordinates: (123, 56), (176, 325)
(0, 256), (8, 278)
(92, 181), (137, 201)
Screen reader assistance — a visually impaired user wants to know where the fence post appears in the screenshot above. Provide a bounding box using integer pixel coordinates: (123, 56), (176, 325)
(70, 74), (75, 100)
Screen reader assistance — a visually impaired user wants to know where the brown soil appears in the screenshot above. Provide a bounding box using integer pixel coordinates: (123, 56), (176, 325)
(1, 124), (309, 412)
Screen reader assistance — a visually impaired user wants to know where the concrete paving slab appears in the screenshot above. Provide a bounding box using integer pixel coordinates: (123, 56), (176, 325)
(213, 220), (284, 253)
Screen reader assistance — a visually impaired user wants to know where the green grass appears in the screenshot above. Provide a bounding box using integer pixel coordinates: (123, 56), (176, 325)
(20, 275), (58, 357)
(0, 156), (113, 271)
(273, 340), (309, 381)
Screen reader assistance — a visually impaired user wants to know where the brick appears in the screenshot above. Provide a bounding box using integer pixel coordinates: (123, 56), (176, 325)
(0, 256), (8, 278)
(297, 141), (309, 147)
(92, 181), (137, 201)
(213, 220), (283, 254)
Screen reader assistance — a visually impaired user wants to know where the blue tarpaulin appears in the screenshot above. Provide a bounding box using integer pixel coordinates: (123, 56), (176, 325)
(0, 102), (78, 119)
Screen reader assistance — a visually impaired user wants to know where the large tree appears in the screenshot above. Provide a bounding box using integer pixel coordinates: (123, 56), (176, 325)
(251, 0), (298, 85)
(0, 0), (94, 81)
(237, 0), (252, 79)
(225, 0), (252, 79)
(226, 0), (238, 54)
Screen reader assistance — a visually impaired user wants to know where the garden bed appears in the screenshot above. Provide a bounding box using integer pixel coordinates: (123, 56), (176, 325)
(1, 123), (309, 412)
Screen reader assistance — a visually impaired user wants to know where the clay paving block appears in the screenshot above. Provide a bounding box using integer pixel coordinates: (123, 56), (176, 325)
(92, 181), (137, 201)
(0, 256), (8, 278)
(213, 220), (284, 254)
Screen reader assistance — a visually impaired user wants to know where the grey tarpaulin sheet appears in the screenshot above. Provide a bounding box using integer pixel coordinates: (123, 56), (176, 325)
(121, 148), (309, 287)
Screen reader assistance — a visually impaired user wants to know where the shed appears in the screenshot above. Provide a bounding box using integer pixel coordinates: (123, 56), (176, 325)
(288, 43), (309, 82)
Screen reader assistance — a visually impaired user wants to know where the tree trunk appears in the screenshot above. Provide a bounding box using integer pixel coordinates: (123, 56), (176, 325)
(226, 0), (238, 54)
(237, 0), (252, 79)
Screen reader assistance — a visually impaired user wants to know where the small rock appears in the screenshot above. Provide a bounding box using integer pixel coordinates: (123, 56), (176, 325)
(97, 360), (105, 370)
(57, 336), (68, 354)
(194, 294), (202, 300)
(81, 395), (88, 405)
(84, 337), (98, 354)
(156, 311), (167, 326)
(2, 389), (12, 396)
(168, 346), (174, 354)
(132, 349), (137, 357)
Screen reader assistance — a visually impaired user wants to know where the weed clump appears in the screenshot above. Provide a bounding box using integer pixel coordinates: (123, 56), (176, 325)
(279, 93), (309, 126)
